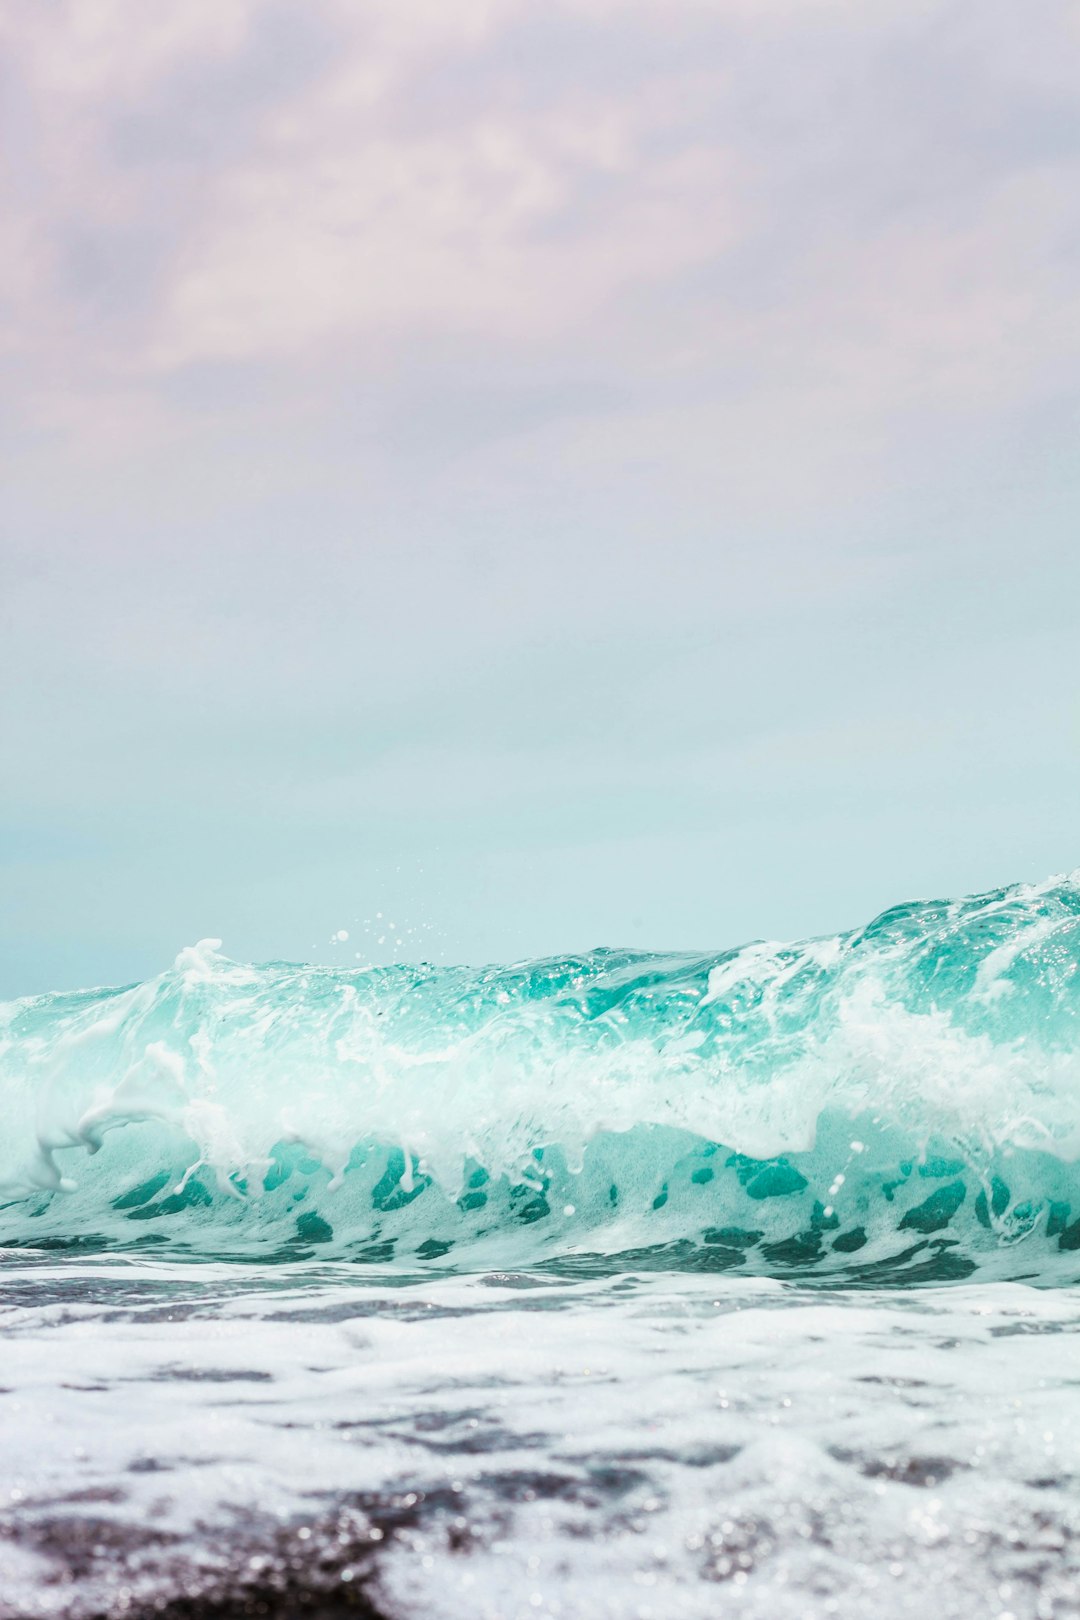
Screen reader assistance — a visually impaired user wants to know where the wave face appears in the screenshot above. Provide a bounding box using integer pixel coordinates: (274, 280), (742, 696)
(3, 874), (1080, 1281)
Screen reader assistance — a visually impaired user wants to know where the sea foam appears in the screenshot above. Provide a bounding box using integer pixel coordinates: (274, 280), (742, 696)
(3, 874), (1080, 1278)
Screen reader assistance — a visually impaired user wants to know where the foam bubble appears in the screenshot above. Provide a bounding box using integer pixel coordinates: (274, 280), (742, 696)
(1, 872), (1079, 1275)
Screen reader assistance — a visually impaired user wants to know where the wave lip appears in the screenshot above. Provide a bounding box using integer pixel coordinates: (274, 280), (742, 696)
(3, 873), (1080, 1278)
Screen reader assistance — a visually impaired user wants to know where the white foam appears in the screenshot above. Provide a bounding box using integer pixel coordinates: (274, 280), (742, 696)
(2, 1261), (1079, 1617)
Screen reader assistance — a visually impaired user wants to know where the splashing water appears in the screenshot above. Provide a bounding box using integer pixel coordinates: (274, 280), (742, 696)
(4, 872), (1080, 1281)
(7, 875), (1080, 1620)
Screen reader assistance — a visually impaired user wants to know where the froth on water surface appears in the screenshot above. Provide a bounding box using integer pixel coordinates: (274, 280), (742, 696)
(3, 874), (1080, 1616)
(2, 873), (1080, 1281)
(3, 1257), (1080, 1619)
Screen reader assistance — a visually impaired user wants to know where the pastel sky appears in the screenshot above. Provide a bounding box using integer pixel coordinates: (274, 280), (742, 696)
(3, 0), (1079, 995)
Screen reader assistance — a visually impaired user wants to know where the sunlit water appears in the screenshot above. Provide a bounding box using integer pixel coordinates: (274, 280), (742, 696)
(3, 874), (1080, 1616)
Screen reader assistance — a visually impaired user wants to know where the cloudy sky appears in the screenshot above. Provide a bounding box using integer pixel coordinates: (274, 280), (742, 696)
(2, 0), (1079, 995)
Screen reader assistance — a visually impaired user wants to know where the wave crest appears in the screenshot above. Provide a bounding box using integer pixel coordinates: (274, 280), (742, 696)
(3, 873), (1080, 1278)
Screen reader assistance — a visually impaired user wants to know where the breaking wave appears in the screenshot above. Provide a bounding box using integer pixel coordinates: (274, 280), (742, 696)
(3, 873), (1080, 1281)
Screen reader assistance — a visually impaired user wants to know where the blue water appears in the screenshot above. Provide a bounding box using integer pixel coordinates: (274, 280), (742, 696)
(4, 875), (1080, 1619)
(3, 873), (1080, 1278)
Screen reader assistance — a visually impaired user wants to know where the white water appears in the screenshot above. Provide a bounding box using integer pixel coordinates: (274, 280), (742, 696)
(1, 1257), (1078, 1619)
(4, 877), (1080, 1615)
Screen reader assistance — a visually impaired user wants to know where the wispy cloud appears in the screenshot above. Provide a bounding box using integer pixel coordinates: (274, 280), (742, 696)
(5, 0), (1079, 449)
(3, 1), (1080, 991)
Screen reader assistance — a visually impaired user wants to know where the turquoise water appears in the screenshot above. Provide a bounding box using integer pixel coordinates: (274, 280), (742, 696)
(5, 875), (1080, 1618)
(3, 873), (1079, 1279)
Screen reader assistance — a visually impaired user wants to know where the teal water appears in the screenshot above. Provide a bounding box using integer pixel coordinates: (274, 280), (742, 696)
(5, 875), (1080, 1619)
(3, 873), (1080, 1279)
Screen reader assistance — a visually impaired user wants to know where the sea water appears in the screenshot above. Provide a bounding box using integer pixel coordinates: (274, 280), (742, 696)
(2, 875), (1080, 1616)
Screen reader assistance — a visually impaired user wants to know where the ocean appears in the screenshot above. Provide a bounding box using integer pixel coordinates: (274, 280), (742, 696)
(2, 874), (1079, 1618)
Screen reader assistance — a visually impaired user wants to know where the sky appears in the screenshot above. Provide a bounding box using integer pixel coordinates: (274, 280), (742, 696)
(2, 0), (1080, 996)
